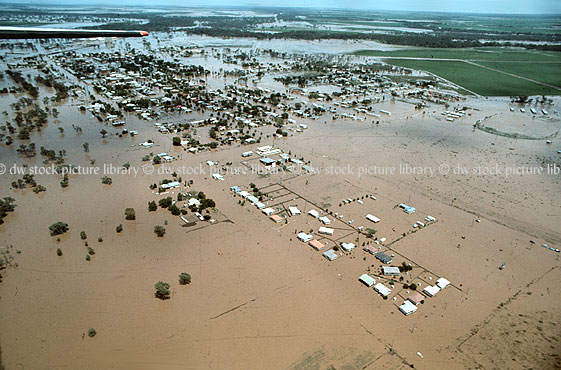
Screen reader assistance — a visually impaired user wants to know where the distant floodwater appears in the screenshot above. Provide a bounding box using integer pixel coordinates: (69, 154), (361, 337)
(144, 33), (410, 54)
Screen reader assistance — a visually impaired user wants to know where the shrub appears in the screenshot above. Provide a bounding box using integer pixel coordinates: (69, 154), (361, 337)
(154, 281), (171, 300)
(148, 201), (157, 212)
(80, 231), (87, 240)
(125, 208), (136, 220)
(86, 254), (91, 261)
(409, 283), (417, 291)
(56, 248), (62, 256)
(88, 247), (95, 255)
(172, 136), (181, 146)
(88, 328), (96, 337)
(101, 176), (112, 185)
(116, 224), (123, 233)
(97, 237), (103, 243)
(154, 225), (166, 237)
(49, 222), (69, 236)
(178, 272), (191, 285)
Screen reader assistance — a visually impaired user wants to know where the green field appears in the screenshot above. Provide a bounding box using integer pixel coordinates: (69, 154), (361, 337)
(478, 61), (561, 88)
(353, 48), (561, 96)
(354, 48), (561, 62)
(386, 59), (560, 96)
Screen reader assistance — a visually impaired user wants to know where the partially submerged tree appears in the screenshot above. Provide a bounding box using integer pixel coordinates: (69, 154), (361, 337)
(179, 272), (191, 285)
(49, 222), (69, 236)
(154, 281), (171, 300)
(124, 208), (136, 220)
(154, 225), (166, 237)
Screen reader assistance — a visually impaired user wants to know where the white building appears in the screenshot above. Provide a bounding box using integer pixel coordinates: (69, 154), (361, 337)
(359, 274), (375, 287)
(366, 214), (381, 223)
(399, 300), (418, 316)
(423, 285), (440, 297)
(308, 209), (320, 218)
(374, 283), (391, 297)
(323, 249), (338, 261)
(297, 232), (313, 243)
(288, 206), (301, 216)
(318, 227), (334, 236)
(436, 278), (450, 290)
(319, 216), (331, 225)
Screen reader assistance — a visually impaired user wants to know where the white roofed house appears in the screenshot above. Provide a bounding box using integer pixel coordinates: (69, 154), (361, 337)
(319, 216), (331, 225)
(382, 266), (400, 276)
(374, 283), (391, 297)
(366, 214), (381, 223)
(436, 278), (450, 290)
(341, 242), (356, 251)
(288, 206), (301, 216)
(262, 208), (275, 216)
(323, 249), (338, 261)
(308, 209), (320, 218)
(297, 232), (313, 243)
(318, 227), (334, 236)
(359, 274), (375, 287)
(188, 198), (201, 207)
(399, 300), (418, 316)
(423, 285), (441, 297)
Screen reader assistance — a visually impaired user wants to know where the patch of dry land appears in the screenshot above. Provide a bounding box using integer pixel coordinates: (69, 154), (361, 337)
(0, 39), (560, 370)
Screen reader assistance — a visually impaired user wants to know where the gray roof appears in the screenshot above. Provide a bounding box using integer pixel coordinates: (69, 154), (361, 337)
(375, 252), (392, 264)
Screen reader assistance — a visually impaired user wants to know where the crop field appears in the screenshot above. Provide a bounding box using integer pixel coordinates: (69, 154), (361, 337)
(386, 59), (560, 96)
(354, 48), (560, 62)
(478, 61), (561, 88)
(353, 48), (561, 96)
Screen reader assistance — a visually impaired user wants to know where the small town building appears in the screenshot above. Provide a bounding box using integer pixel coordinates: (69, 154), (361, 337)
(359, 274), (375, 287)
(423, 285), (440, 297)
(399, 300), (418, 315)
(270, 215), (283, 223)
(366, 214), (381, 223)
(309, 239), (325, 250)
(375, 252), (392, 264)
(318, 227), (334, 236)
(374, 283), (391, 297)
(323, 249), (338, 261)
(382, 266), (400, 276)
(297, 232), (313, 243)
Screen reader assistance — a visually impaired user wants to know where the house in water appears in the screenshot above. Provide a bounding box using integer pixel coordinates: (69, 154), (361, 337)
(374, 283), (391, 297)
(309, 240), (325, 250)
(423, 285), (440, 297)
(399, 300), (418, 316)
(318, 227), (334, 236)
(382, 266), (400, 276)
(308, 209), (320, 218)
(323, 249), (338, 261)
(359, 274), (375, 287)
(297, 232), (313, 242)
(270, 215), (283, 223)
(366, 214), (381, 223)
(375, 252), (392, 264)
(288, 206), (301, 216)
